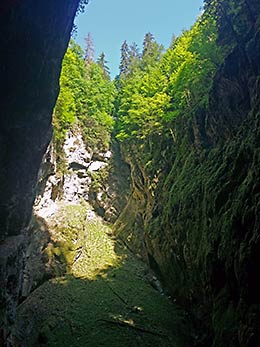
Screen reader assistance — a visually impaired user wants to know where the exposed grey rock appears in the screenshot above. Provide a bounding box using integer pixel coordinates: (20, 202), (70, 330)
(0, 236), (25, 341)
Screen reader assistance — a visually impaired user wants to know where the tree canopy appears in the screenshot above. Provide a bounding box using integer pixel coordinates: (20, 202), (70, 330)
(54, 7), (226, 152)
(114, 14), (225, 142)
(53, 39), (115, 154)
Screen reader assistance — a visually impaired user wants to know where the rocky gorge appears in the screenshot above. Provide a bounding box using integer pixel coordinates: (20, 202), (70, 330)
(0, 0), (260, 346)
(5, 126), (190, 346)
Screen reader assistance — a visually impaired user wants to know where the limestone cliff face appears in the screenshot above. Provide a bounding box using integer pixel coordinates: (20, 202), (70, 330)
(115, 1), (260, 346)
(18, 128), (130, 309)
(34, 127), (130, 222)
(0, 1), (80, 343)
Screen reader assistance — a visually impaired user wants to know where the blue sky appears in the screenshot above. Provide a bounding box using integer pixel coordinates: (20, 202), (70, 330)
(75, 0), (204, 77)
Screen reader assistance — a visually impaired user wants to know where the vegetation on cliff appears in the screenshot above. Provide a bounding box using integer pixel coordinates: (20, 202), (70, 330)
(33, 1), (260, 346)
(50, 3), (227, 344)
(53, 5), (226, 151)
(112, 1), (260, 347)
(114, 12), (225, 142)
(52, 40), (115, 154)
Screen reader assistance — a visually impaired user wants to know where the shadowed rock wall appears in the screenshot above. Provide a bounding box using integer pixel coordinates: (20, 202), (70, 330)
(0, 0), (80, 240)
(115, 1), (260, 345)
(0, 1), (80, 344)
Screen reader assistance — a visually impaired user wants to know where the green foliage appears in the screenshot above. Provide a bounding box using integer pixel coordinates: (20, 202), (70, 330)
(79, 62), (115, 151)
(115, 15), (225, 142)
(53, 40), (115, 157)
(119, 40), (131, 77)
(115, 66), (170, 141)
(163, 16), (225, 118)
(53, 41), (86, 149)
(141, 32), (164, 70)
(97, 52), (110, 78)
(55, 9), (226, 162)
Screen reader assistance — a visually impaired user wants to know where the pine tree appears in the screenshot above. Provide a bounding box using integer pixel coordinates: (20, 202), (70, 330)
(128, 42), (140, 74)
(141, 33), (163, 69)
(119, 40), (130, 76)
(129, 42), (140, 62)
(84, 32), (94, 66)
(142, 32), (155, 57)
(97, 52), (110, 78)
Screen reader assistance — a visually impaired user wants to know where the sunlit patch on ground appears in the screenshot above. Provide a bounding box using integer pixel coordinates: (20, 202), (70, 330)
(45, 202), (121, 279)
(11, 202), (192, 347)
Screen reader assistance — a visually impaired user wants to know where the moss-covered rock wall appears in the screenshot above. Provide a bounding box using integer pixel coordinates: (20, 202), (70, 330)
(115, 1), (260, 345)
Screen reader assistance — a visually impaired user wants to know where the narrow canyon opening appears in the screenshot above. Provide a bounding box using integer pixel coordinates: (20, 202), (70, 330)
(1, 1), (260, 346)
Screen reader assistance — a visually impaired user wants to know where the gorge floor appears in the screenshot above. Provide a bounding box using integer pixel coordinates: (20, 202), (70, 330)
(11, 203), (191, 347)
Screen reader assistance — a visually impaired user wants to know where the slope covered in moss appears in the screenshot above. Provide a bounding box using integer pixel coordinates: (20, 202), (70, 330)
(11, 204), (191, 347)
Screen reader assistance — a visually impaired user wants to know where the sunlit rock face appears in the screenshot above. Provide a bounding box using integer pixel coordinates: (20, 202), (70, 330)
(0, 0), (80, 342)
(35, 130), (99, 212)
(35, 128), (125, 222)
(24, 128), (129, 312)
(34, 130), (93, 217)
(62, 130), (108, 205)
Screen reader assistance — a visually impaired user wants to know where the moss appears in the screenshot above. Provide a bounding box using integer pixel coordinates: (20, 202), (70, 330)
(12, 204), (191, 347)
(89, 166), (110, 192)
(45, 202), (118, 279)
(117, 106), (260, 344)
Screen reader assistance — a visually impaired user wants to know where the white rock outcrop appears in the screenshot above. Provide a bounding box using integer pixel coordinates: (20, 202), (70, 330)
(34, 128), (110, 218)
